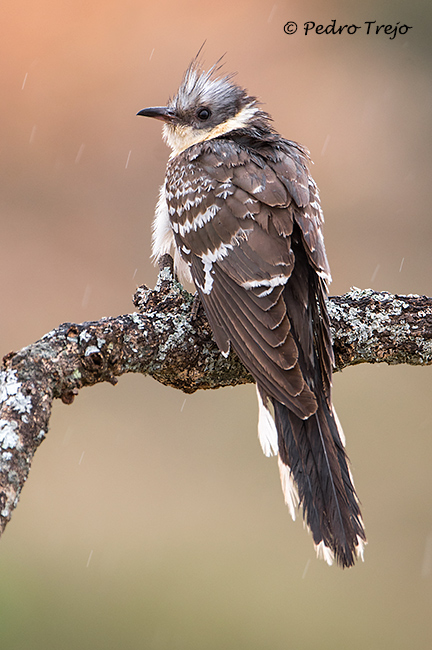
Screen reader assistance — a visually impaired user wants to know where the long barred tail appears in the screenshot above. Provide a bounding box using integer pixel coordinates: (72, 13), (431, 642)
(272, 395), (366, 568)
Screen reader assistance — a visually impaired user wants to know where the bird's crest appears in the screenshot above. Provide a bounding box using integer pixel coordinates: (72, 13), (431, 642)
(168, 54), (247, 117)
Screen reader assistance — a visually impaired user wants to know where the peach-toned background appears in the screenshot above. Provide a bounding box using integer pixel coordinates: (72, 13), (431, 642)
(1, 1), (432, 648)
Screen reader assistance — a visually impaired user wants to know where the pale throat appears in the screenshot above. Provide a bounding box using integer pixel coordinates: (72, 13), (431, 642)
(163, 104), (259, 158)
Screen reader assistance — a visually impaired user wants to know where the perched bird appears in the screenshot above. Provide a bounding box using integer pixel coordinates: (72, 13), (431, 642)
(138, 56), (366, 567)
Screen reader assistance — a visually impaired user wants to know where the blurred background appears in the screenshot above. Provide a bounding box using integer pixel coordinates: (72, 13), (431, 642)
(1, 0), (432, 647)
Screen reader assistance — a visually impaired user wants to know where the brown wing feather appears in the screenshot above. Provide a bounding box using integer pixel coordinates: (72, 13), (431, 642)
(166, 138), (326, 414)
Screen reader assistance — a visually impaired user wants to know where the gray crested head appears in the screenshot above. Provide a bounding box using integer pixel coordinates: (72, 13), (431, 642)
(168, 61), (252, 129)
(137, 58), (272, 156)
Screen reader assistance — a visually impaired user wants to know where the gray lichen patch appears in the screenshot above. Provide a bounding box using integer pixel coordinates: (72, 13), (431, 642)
(419, 338), (432, 364)
(85, 346), (101, 357)
(0, 369), (32, 416)
(155, 312), (195, 357)
(0, 420), (20, 450)
(154, 266), (174, 291)
(79, 330), (92, 344)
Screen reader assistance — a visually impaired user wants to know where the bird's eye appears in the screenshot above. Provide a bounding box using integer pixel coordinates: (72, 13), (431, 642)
(197, 107), (211, 121)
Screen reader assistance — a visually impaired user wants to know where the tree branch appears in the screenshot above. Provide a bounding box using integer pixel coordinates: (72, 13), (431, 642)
(1, 254), (431, 539)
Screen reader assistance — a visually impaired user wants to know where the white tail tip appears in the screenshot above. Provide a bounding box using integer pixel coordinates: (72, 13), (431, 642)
(277, 455), (299, 521)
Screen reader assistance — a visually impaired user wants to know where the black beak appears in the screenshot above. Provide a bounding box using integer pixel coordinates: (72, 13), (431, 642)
(136, 106), (178, 123)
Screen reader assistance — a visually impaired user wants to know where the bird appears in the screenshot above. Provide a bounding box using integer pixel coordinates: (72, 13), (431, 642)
(137, 54), (366, 568)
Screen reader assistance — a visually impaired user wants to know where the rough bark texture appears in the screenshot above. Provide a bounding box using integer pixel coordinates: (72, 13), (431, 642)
(1, 255), (431, 539)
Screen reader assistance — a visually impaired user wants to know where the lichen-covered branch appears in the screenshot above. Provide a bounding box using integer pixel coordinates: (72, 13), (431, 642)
(328, 287), (432, 369)
(1, 256), (431, 540)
